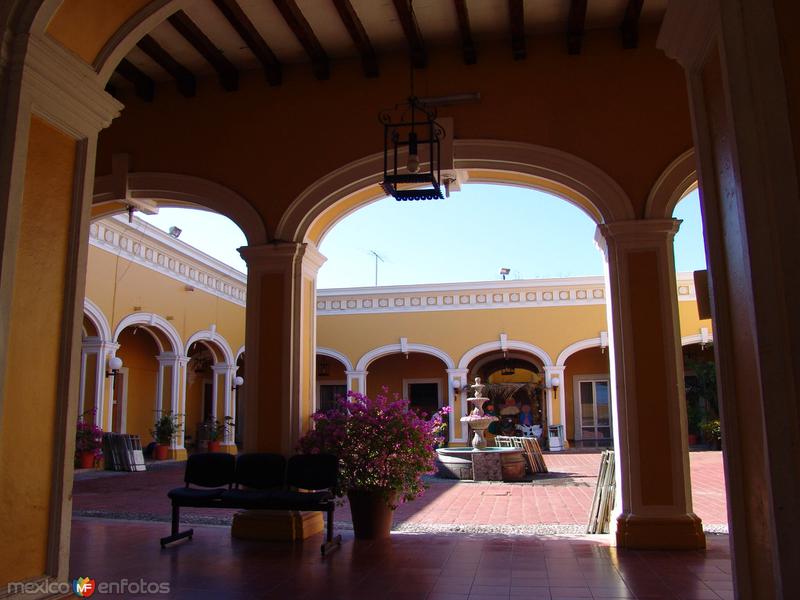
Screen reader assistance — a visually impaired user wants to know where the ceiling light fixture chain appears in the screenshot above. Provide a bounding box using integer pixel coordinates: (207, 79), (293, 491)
(379, 0), (445, 202)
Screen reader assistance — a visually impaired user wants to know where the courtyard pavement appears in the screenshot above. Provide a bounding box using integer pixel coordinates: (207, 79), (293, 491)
(72, 450), (728, 533)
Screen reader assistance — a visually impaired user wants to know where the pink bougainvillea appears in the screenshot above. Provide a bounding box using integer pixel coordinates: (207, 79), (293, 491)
(297, 389), (450, 504)
(75, 409), (104, 459)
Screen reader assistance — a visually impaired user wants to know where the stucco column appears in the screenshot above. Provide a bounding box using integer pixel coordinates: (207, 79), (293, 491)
(659, 2), (800, 594)
(158, 352), (186, 459)
(81, 339), (119, 430)
(239, 242), (326, 453)
(446, 368), (468, 443)
(214, 363), (237, 452)
(543, 366), (566, 431)
(0, 31), (122, 583)
(176, 356), (189, 457)
(345, 370), (367, 394)
(155, 355), (167, 419)
(596, 219), (703, 550)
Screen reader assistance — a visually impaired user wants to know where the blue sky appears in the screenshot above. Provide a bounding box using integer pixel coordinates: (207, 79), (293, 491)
(141, 185), (706, 288)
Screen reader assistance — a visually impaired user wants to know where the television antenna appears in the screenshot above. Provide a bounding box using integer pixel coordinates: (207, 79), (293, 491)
(368, 250), (385, 286)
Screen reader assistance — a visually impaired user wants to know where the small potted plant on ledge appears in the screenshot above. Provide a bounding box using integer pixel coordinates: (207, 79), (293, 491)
(203, 416), (234, 452)
(75, 409), (103, 469)
(151, 411), (181, 460)
(298, 389), (449, 540)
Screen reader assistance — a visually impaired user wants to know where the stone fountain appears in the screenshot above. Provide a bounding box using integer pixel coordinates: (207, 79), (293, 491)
(460, 377), (498, 450)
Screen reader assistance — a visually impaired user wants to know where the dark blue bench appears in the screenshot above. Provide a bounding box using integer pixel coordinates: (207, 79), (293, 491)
(160, 452), (342, 555)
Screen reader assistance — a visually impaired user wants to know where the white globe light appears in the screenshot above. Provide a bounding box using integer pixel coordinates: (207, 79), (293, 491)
(108, 356), (123, 371)
(233, 376), (244, 387)
(551, 375), (561, 387)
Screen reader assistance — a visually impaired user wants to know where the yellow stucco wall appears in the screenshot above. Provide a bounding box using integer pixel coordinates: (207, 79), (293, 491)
(0, 117), (76, 583)
(85, 244), (245, 354)
(46, 0), (152, 65)
(116, 327), (159, 444)
(317, 304), (607, 370)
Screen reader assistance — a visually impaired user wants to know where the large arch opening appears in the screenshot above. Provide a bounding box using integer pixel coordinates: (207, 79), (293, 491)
(0, 3), (752, 592)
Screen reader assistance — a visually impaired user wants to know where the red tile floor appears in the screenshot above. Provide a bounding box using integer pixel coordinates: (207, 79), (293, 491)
(70, 519), (733, 599)
(72, 451), (729, 530)
(69, 450), (732, 598)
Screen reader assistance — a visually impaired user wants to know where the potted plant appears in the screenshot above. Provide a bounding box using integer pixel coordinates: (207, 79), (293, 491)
(297, 389), (449, 539)
(203, 416), (234, 452)
(151, 411), (181, 460)
(702, 419), (722, 450)
(75, 410), (103, 469)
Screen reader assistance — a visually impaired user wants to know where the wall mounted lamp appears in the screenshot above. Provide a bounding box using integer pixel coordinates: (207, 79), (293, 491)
(232, 376), (244, 391)
(106, 356), (123, 378)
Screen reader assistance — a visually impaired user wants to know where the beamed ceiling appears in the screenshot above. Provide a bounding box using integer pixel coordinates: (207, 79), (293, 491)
(108, 0), (665, 101)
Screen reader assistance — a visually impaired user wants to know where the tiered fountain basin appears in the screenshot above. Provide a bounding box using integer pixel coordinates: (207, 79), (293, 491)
(434, 377), (526, 481)
(436, 447), (526, 481)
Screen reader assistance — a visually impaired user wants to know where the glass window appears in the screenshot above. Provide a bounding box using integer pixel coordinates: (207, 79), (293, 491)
(577, 378), (612, 447)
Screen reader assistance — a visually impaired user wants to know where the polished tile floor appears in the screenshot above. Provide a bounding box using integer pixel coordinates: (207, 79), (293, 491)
(70, 518), (733, 599)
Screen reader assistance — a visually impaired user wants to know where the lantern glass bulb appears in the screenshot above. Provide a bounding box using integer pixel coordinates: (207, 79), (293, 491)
(233, 376), (244, 387)
(108, 356), (123, 371)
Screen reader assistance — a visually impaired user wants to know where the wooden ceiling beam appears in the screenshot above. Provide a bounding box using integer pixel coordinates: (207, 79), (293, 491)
(168, 10), (238, 91)
(273, 0), (330, 80)
(392, 0), (427, 69)
(621, 0), (644, 49)
(508, 0), (526, 60)
(212, 0), (282, 86)
(116, 58), (155, 102)
(333, 0), (378, 78)
(453, 0), (477, 65)
(567, 0), (587, 55)
(137, 34), (196, 97)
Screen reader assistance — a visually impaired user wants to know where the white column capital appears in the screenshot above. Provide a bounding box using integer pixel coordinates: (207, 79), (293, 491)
(81, 339), (119, 355)
(595, 219), (681, 255)
(238, 241), (327, 276)
(156, 352), (180, 366)
(12, 33), (122, 137)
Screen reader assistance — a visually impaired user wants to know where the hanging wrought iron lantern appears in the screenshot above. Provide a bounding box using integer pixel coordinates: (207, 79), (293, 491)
(501, 352), (515, 376)
(380, 97), (445, 201)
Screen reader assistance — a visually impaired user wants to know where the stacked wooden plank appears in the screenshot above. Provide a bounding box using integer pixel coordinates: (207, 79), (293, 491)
(495, 435), (548, 474)
(586, 449), (615, 534)
(102, 433), (147, 472)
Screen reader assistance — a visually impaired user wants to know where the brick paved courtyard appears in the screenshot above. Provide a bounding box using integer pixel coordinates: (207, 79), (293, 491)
(72, 450), (728, 530)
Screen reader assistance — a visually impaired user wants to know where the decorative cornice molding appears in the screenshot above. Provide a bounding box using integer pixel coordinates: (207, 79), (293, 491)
(92, 216), (699, 315)
(13, 33), (122, 137)
(89, 216), (247, 307)
(657, 0), (718, 72)
(318, 272), (698, 315)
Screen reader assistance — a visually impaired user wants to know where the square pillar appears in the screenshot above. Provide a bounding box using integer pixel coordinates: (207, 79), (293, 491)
(239, 242), (326, 454)
(447, 368), (468, 443)
(660, 2), (800, 595)
(597, 219), (704, 550)
(345, 370), (367, 394)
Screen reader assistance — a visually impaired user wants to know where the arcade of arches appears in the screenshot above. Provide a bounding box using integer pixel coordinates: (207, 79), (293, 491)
(80, 213), (712, 455)
(1, 2), (799, 599)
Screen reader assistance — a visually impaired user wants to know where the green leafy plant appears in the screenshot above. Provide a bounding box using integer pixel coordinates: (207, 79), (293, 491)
(203, 416), (235, 441)
(151, 411), (181, 445)
(702, 419), (721, 442)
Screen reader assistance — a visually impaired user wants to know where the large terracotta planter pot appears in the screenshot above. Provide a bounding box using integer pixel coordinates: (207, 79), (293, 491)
(347, 489), (396, 540)
(154, 444), (170, 460)
(79, 451), (95, 469)
(208, 441), (221, 453)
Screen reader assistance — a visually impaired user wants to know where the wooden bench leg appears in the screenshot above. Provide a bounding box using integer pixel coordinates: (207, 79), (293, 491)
(160, 504), (194, 548)
(320, 507), (341, 556)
